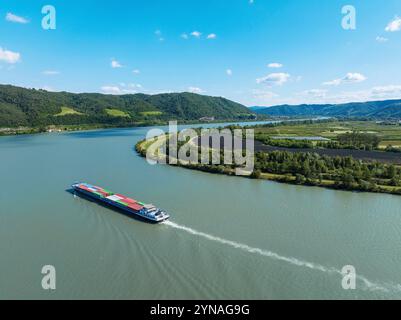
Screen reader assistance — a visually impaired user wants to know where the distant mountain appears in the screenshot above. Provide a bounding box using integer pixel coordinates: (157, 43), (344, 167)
(0, 84), (254, 127)
(252, 99), (401, 119)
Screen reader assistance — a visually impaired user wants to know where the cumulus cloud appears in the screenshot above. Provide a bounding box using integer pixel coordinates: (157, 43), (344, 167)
(207, 33), (217, 39)
(385, 16), (401, 32)
(187, 87), (204, 94)
(132, 69), (140, 74)
(256, 73), (290, 86)
(323, 72), (367, 86)
(191, 31), (202, 38)
(376, 36), (388, 43)
(226, 69), (233, 76)
(101, 83), (142, 95)
(181, 33), (189, 39)
(267, 62), (283, 68)
(6, 12), (29, 24)
(111, 59), (122, 68)
(0, 47), (21, 64)
(101, 86), (122, 94)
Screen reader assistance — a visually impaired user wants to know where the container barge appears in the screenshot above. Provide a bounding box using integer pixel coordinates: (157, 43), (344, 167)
(72, 183), (170, 223)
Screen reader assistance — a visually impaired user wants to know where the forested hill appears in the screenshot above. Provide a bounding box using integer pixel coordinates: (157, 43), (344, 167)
(0, 84), (254, 127)
(251, 99), (401, 119)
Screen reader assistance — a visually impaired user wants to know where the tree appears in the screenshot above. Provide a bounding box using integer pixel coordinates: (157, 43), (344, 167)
(251, 170), (262, 179)
(295, 174), (306, 184)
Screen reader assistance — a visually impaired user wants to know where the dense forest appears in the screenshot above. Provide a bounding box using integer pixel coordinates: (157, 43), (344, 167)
(251, 99), (401, 119)
(0, 84), (255, 128)
(252, 151), (401, 193)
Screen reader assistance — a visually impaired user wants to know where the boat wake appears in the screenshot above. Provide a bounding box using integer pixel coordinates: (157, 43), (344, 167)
(164, 220), (401, 294)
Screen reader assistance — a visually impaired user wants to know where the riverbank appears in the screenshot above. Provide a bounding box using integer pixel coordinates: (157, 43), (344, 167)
(0, 118), (267, 137)
(0, 124), (117, 136)
(136, 135), (401, 197)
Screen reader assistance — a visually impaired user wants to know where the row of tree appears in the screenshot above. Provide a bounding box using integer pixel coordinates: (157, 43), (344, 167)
(316, 131), (382, 151)
(253, 151), (401, 191)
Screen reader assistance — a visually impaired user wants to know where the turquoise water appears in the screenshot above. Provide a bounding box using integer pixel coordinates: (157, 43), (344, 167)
(1, 124), (401, 299)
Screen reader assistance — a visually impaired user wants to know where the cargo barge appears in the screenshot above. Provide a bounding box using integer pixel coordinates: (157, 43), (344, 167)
(72, 183), (170, 223)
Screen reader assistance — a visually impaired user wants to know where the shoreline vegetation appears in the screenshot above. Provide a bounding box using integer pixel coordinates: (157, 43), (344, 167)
(135, 121), (401, 196)
(0, 118), (263, 137)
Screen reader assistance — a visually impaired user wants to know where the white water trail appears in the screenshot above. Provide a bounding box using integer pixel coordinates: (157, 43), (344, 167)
(164, 221), (401, 294)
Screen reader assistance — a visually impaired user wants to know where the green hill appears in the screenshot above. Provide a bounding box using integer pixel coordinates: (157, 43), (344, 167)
(0, 84), (254, 127)
(251, 99), (401, 119)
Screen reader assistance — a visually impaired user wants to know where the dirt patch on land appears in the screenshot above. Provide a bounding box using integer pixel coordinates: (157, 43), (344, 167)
(254, 141), (401, 164)
(194, 134), (401, 164)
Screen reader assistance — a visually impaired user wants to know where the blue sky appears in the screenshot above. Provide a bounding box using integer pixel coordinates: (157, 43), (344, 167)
(1, 0), (401, 106)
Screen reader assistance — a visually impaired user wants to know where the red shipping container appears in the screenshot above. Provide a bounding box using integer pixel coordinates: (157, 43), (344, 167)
(128, 203), (142, 211)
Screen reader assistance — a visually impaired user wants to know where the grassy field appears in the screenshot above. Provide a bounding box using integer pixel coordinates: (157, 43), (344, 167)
(140, 111), (163, 116)
(105, 108), (131, 118)
(254, 121), (401, 149)
(55, 107), (83, 116)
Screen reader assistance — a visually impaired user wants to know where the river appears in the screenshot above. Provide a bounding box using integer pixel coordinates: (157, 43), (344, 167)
(1, 122), (401, 299)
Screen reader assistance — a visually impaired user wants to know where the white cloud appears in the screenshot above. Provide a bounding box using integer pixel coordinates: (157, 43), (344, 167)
(187, 87), (204, 94)
(101, 83), (142, 95)
(226, 69), (233, 76)
(111, 59), (122, 68)
(207, 33), (217, 39)
(181, 33), (189, 39)
(323, 72), (367, 86)
(371, 85), (401, 97)
(256, 73), (290, 86)
(191, 31), (202, 38)
(250, 84), (401, 107)
(267, 62), (283, 68)
(132, 69), (140, 74)
(318, 85), (401, 104)
(0, 47), (21, 64)
(6, 12), (29, 24)
(101, 86), (122, 94)
(301, 89), (328, 98)
(42, 70), (60, 75)
(252, 89), (278, 101)
(376, 36), (389, 43)
(385, 17), (401, 32)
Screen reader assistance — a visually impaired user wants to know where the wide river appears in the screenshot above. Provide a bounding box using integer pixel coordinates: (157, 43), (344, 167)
(1, 122), (401, 299)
